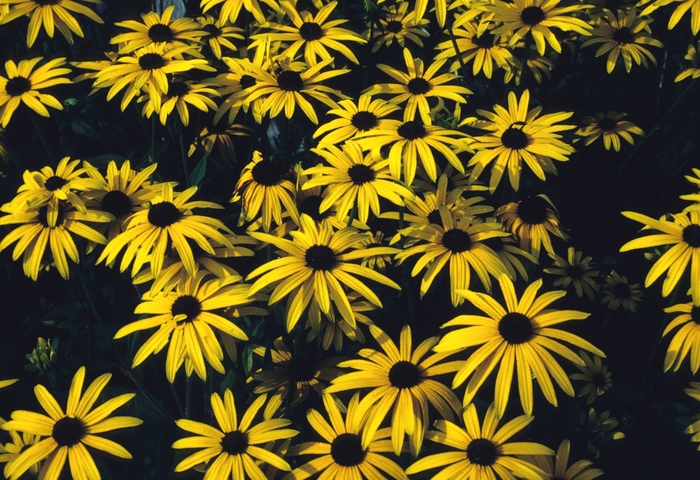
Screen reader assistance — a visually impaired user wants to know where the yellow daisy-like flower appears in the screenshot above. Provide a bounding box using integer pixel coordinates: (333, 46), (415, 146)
(481, 217), (538, 282)
(313, 94), (400, 147)
(435, 273), (605, 417)
(406, 402), (554, 479)
(0, 0), (103, 47)
(196, 14), (244, 60)
(0, 57), (72, 128)
(661, 300), (700, 373)
(97, 182), (233, 279)
(497, 194), (569, 259)
(465, 89), (575, 193)
(326, 325), (461, 456)
(486, 0), (592, 55)
(684, 382), (700, 450)
(243, 56), (349, 124)
(173, 390), (298, 479)
(232, 150), (299, 232)
(355, 118), (469, 186)
(115, 271), (266, 382)
(92, 44), (213, 112)
(601, 270), (643, 312)
(111, 5), (206, 54)
(250, 336), (343, 419)
(246, 214), (401, 332)
(640, 0), (700, 35)
(305, 289), (375, 352)
(367, 1), (429, 53)
(581, 8), (662, 74)
(286, 392), (408, 479)
(521, 438), (604, 480)
(570, 351), (613, 405)
(363, 47), (472, 126)
(252, 0), (366, 67)
(544, 246), (600, 302)
(675, 41), (700, 82)
(586, 408), (624, 459)
(620, 210), (700, 303)
(141, 77), (220, 126)
(200, 0), (273, 24)
(0, 421), (42, 477)
(0, 202), (111, 280)
(0, 366), (142, 480)
(395, 205), (510, 306)
(303, 141), (415, 225)
(575, 111), (644, 151)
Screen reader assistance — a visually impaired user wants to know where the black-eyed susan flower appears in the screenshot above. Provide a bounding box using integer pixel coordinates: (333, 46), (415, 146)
(497, 194), (569, 259)
(436, 274), (605, 417)
(363, 48), (472, 126)
(0, 57), (72, 127)
(0, 0), (103, 47)
(242, 56), (349, 124)
(586, 408), (624, 459)
(367, 2), (429, 52)
(521, 438), (604, 480)
(303, 141), (415, 225)
(111, 6), (206, 54)
(0, 422), (42, 477)
(355, 119), (469, 186)
(466, 89), (576, 193)
(601, 270), (643, 312)
(313, 94), (400, 147)
(684, 382), (700, 449)
(325, 325), (461, 456)
(173, 390), (298, 479)
(93, 44), (213, 112)
(640, 0), (700, 35)
(620, 210), (700, 304)
(581, 8), (662, 74)
(305, 289), (375, 352)
(141, 77), (220, 126)
(98, 183), (233, 279)
(246, 214), (400, 332)
(487, 0), (592, 55)
(661, 300), (700, 373)
(201, 0), (272, 24)
(395, 205), (510, 306)
(570, 351), (613, 405)
(209, 55), (268, 125)
(252, 1), (366, 66)
(405, 402), (554, 479)
(250, 337), (343, 419)
(544, 247), (600, 302)
(576, 112), (644, 151)
(0, 202), (111, 281)
(481, 217), (537, 282)
(0, 366), (142, 480)
(115, 271), (266, 382)
(676, 41), (700, 81)
(232, 150), (299, 232)
(196, 14), (243, 59)
(286, 392), (408, 479)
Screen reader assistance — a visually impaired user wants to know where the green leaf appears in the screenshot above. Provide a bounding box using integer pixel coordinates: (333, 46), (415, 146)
(189, 156), (207, 188)
(242, 345), (254, 377)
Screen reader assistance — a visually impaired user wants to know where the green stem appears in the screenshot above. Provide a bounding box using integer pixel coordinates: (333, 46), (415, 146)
(30, 115), (54, 164)
(347, 199), (358, 227)
(446, 23), (469, 83)
(151, 114), (157, 164)
(177, 120), (190, 187)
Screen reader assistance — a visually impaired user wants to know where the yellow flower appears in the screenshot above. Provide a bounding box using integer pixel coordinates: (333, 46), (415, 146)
(367, 1), (429, 53)
(544, 246), (600, 302)
(570, 351), (613, 405)
(576, 112), (644, 151)
(521, 438), (604, 480)
(601, 270), (643, 312)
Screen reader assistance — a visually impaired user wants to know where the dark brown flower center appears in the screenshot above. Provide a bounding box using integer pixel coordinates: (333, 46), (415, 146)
(305, 245), (336, 271)
(597, 117), (617, 131)
(172, 294), (202, 324)
(168, 79), (190, 97)
(567, 265), (584, 279)
(5, 76), (31, 96)
(251, 159), (284, 186)
(388, 360), (422, 389)
(427, 209), (442, 225)
(442, 228), (472, 253)
(482, 236), (505, 252)
(148, 201), (182, 227)
(466, 438), (497, 465)
(407, 77), (432, 95)
(612, 281), (631, 299)
(299, 195), (328, 221)
(37, 204), (65, 228)
(287, 355), (318, 383)
(498, 312), (533, 344)
(351, 111), (379, 131)
(220, 431), (249, 455)
(101, 190), (133, 218)
(203, 24), (222, 37)
(612, 27), (634, 45)
(592, 372), (607, 388)
(683, 224), (700, 248)
(348, 164), (375, 185)
(692, 306), (700, 325)
(44, 175), (68, 191)
(34, 0), (62, 4)
(331, 433), (366, 466)
(53, 417), (86, 446)
(148, 23), (174, 42)
(474, 33), (495, 49)
(240, 74), (256, 89)
(397, 121), (426, 140)
(277, 70), (304, 91)
(139, 53), (166, 70)
(299, 22), (324, 40)
(521, 6), (545, 26)
(386, 20), (403, 33)
(516, 196), (549, 224)
(501, 126), (530, 150)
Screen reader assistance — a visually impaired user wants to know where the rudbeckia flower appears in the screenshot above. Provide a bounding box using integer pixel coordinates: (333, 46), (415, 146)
(0, 366), (142, 480)
(367, 2), (429, 52)
(675, 41), (700, 82)
(570, 351), (613, 405)
(196, 14), (244, 59)
(661, 300), (700, 373)
(140, 77), (220, 126)
(601, 270), (643, 312)
(406, 403), (554, 479)
(544, 246), (600, 302)
(0, 57), (72, 127)
(575, 112), (644, 151)
(200, 0), (273, 24)
(436, 274), (605, 417)
(414, 0), (449, 27)
(640, 0), (700, 35)
(0, 421), (42, 477)
(521, 439), (604, 480)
